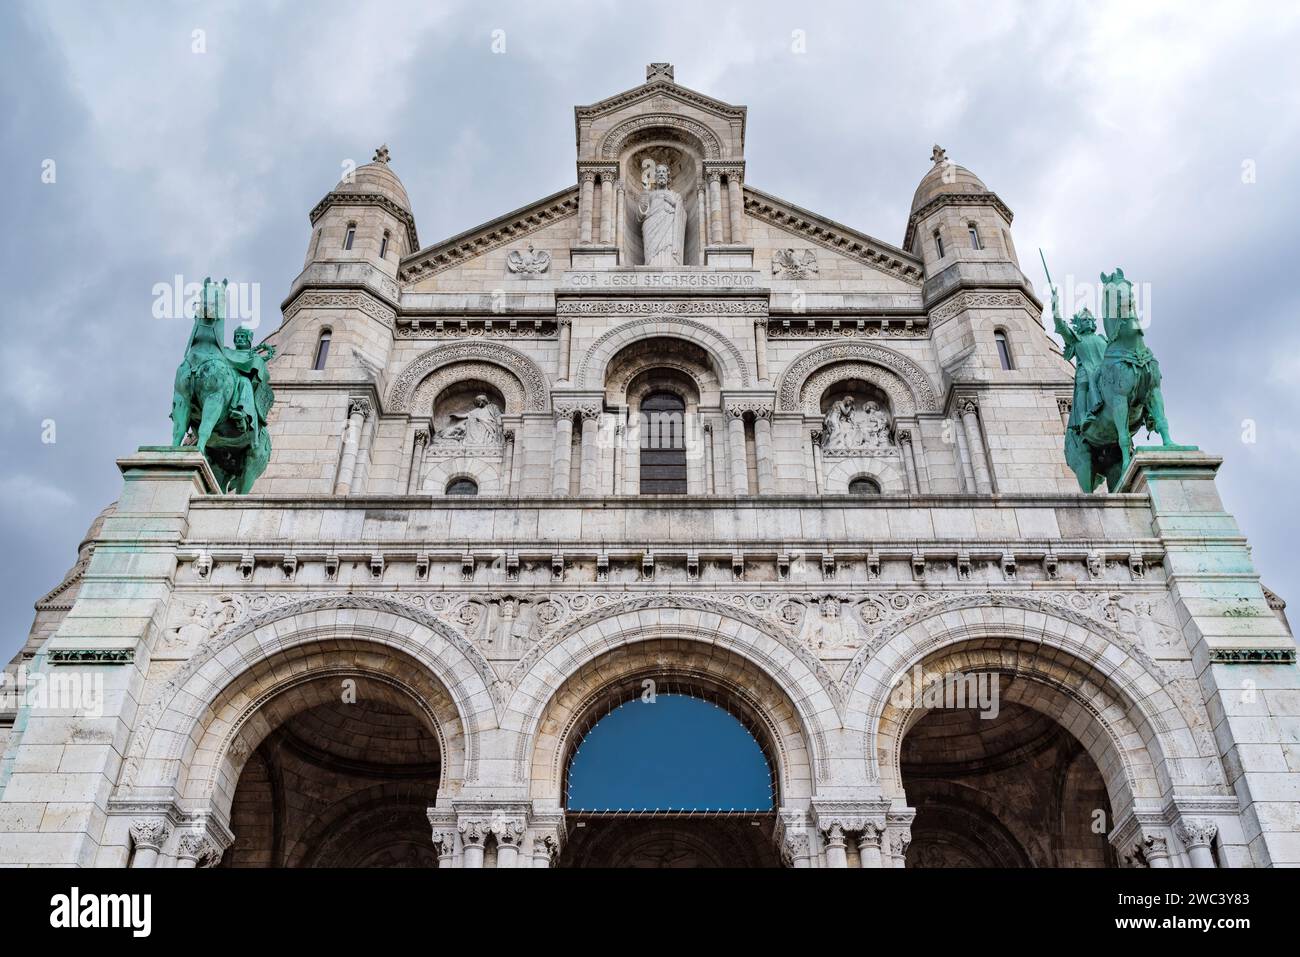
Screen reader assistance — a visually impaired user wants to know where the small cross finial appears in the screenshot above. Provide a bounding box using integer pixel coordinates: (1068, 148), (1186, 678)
(931, 144), (947, 166)
(646, 62), (674, 82)
(372, 144), (391, 164)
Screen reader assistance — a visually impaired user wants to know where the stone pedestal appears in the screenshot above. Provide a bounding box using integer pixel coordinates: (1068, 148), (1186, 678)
(1121, 448), (1300, 867)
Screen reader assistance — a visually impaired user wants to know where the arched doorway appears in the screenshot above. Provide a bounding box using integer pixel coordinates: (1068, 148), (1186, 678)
(220, 679), (442, 867)
(900, 688), (1115, 867)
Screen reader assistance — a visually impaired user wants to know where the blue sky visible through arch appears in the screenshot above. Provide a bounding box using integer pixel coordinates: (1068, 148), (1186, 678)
(566, 694), (774, 811)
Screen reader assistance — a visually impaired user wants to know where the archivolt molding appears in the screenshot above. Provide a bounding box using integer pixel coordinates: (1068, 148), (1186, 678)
(799, 361), (919, 417)
(577, 315), (751, 389)
(504, 594), (844, 782)
(597, 113), (725, 161)
(843, 592), (1220, 800)
(776, 342), (939, 412)
(410, 359), (526, 417)
(387, 342), (550, 413)
(118, 595), (501, 794)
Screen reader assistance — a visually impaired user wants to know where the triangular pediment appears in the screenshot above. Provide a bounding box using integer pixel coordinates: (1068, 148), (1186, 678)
(745, 185), (924, 286)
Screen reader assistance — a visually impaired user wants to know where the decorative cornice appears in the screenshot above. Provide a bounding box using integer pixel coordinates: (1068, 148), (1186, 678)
(927, 289), (1035, 326)
(310, 191), (419, 252)
(744, 186), (923, 286)
(904, 190), (1014, 251)
(576, 80), (746, 125)
(48, 649), (133, 665)
(399, 188), (579, 282)
(1209, 648), (1296, 664)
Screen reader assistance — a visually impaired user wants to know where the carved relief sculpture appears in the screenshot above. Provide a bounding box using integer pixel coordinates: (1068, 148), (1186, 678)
(638, 162), (686, 266)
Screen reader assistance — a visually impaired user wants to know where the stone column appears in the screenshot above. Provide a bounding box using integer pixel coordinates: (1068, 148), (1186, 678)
(557, 319), (573, 382)
(129, 819), (171, 869)
(703, 421), (716, 494)
(615, 180), (626, 250)
(857, 824), (886, 868)
(612, 422), (624, 495)
(493, 821), (526, 868)
(599, 173), (614, 245)
(1057, 396), (1072, 430)
(888, 826), (912, 868)
(753, 318), (769, 383)
(898, 429), (918, 494)
(578, 170), (596, 245)
(1176, 819), (1219, 868)
(405, 428), (429, 493)
(502, 429), (515, 495)
(175, 832), (219, 869)
(334, 397), (371, 495)
(957, 397), (993, 493)
(431, 830), (456, 868)
(726, 408), (749, 495)
(579, 408), (600, 495)
(459, 821), (487, 869)
(696, 185), (708, 264)
(811, 431), (824, 493)
(753, 407), (776, 494)
(551, 410), (574, 495)
(707, 171), (724, 245)
(623, 403), (641, 494)
(532, 834), (560, 868)
(822, 823), (849, 868)
(1140, 834), (1171, 869)
(726, 172), (744, 244)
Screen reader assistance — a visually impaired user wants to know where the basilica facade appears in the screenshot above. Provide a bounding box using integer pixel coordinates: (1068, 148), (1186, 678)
(2, 64), (1297, 868)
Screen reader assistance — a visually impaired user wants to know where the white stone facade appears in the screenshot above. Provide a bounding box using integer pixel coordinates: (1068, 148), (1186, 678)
(1, 65), (1297, 868)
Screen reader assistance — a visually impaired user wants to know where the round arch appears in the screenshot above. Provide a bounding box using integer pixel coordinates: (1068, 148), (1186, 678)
(577, 318), (751, 389)
(387, 342), (550, 413)
(775, 342), (940, 413)
(118, 596), (499, 808)
(597, 113), (727, 161)
(505, 597), (842, 801)
(845, 596), (1222, 822)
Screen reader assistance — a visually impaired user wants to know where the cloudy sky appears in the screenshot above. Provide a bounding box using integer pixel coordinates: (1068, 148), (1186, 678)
(2, 0), (1298, 665)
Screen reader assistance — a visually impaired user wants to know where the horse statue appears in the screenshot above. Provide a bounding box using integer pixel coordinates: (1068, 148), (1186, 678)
(170, 277), (275, 493)
(1051, 265), (1173, 492)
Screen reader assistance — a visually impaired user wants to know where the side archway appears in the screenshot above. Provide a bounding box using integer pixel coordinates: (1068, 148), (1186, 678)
(118, 596), (499, 817)
(775, 342), (940, 414)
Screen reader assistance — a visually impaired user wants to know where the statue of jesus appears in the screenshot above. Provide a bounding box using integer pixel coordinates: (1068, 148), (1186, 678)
(638, 163), (686, 266)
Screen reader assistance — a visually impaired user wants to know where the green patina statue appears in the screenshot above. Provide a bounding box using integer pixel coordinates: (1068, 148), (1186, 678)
(1047, 260), (1173, 492)
(170, 277), (275, 493)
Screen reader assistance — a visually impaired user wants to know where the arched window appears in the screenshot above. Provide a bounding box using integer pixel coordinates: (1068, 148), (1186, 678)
(639, 391), (687, 494)
(848, 476), (881, 495)
(312, 328), (332, 371)
(933, 229), (945, 259)
(968, 222), (982, 250)
(379, 230), (390, 259)
(445, 477), (478, 496)
(565, 695), (774, 812)
(994, 329), (1014, 370)
(343, 223), (356, 250)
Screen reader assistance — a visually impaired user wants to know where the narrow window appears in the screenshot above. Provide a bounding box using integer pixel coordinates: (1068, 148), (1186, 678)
(379, 230), (390, 259)
(312, 328), (332, 371)
(848, 476), (881, 495)
(343, 223), (356, 250)
(968, 223), (982, 249)
(995, 330), (1014, 370)
(933, 229), (945, 259)
(446, 477), (478, 496)
(639, 391), (687, 494)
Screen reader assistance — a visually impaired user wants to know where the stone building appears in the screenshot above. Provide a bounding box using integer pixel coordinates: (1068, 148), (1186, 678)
(1, 64), (1297, 868)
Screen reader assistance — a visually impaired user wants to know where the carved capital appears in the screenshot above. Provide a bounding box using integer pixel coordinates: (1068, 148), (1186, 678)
(349, 396), (373, 419)
(579, 169), (597, 184)
(492, 819), (527, 847)
(1175, 817), (1218, 848)
(1057, 396), (1073, 416)
(177, 831), (220, 866)
(458, 820), (488, 847)
(430, 829), (457, 857)
(957, 396), (979, 416)
(129, 818), (171, 852)
(896, 428), (912, 445)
